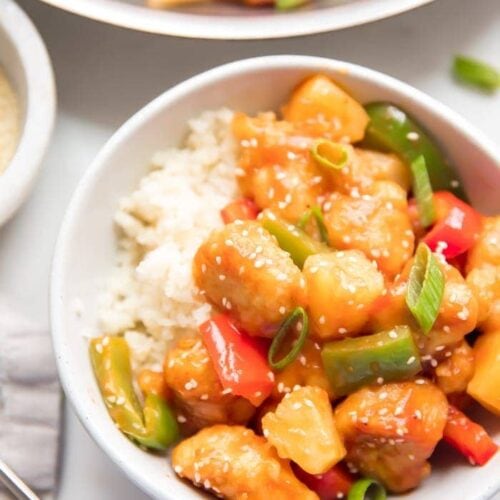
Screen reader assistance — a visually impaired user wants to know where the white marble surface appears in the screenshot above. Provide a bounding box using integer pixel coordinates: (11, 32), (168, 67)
(0, 0), (499, 497)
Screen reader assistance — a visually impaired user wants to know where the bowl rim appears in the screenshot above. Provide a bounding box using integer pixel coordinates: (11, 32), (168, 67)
(38, 0), (435, 40)
(51, 55), (500, 500)
(0, 0), (56, 226)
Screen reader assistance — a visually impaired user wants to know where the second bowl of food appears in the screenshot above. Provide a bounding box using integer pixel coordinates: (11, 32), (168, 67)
(51, 55), (500, 500)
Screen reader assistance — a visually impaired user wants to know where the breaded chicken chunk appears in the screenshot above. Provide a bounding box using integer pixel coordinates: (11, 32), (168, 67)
(467, 264), (500, 331)
(172, 425), (318, 500)
(334, 381), (448, 493)
(323, 181), (414, 278)
(466, 216), (500, 272)
(164, 338), (255, 434)
(193, 221), (305, 336)
(372, 259), (478, 358)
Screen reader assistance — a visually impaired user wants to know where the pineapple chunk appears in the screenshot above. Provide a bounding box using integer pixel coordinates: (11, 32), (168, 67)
(262, 386), (346, 474)
(467, 329), (500, 416)
(283, 75), (369, 143)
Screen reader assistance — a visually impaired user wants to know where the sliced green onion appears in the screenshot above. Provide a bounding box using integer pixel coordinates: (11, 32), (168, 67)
(410, 155), (436, 228)
(406, 243), (445, 334)
(453, 56), (500, 93)
(348, 478), (387, 500)
(297, 205), (330, 244)
(268, 307), (308, 370)
(275, 0), (307, 10)
(310, 139), (349, 170)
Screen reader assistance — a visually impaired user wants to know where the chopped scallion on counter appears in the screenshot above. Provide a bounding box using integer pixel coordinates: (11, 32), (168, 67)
(453, 55), (500, 92)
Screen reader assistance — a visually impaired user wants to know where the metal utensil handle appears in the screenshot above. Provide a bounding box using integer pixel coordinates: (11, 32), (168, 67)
(0, 459), (40, 500)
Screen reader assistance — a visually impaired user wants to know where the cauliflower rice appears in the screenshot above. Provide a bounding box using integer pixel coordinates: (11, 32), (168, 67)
(98, 108), (238, 371)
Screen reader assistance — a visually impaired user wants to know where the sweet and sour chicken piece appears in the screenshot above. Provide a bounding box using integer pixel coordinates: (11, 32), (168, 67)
(466, 216), (500, 272)
(303, 250), (385, 340)
(323, 180), (414, 278)
(193, 221), (305, 336)
(272, 338), (333, 399)
(327, 147), (411, 194)
(334, 381), (448, 493)
(434, 341), (474, 397)
(262, 386), (346, 475)
(466, 264), (500, 331)
(164, 338), (255, 434)
(248, 160), (329, 224)
(172, 425), (318, 500)
(372, 259), (478, 358)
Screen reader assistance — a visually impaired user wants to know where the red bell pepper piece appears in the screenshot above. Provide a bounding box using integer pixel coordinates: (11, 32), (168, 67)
(292, 463), (355, 500)
(422, 191), (482, 259)
(221, 198), (259, 224)
(200, 314), (274, 406)
(443, 405), (498, 466)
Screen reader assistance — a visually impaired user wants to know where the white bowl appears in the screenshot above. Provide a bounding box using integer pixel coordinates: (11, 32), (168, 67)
(39, 0), (434, 40)
(51, 55), (500, 500)
(0, 0), (56, 226)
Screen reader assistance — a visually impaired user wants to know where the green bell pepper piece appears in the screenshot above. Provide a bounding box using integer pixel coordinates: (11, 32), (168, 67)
(262, 214), (331, 269)
(321, 326), (421, 396)
(90, 336), (179, 451)
(362, 102), (467, 200)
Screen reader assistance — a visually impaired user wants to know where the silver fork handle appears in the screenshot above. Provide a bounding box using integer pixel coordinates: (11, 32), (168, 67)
(0, 459), (40, 500)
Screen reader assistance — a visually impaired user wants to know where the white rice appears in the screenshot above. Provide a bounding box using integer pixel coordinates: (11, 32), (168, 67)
(98, 108), (238, 370)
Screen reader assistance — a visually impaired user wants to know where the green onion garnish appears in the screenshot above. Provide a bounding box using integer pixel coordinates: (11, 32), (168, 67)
(297, 205), (330, 244)
(310, 139), (349, 170)
(268, 307), (308, 370)
(453, 56), (500, 93)
(275, 0), (307, 10)
(410, 155), (436, 228)
(348, 478), (387, 500)
(406, 243), (445, 335)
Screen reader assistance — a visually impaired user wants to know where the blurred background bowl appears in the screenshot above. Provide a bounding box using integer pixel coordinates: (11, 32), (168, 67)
(0, 0), (56, 226)
(37, 0), (435, 40)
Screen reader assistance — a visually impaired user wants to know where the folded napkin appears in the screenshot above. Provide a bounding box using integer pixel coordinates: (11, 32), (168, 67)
(0, 297), (60, 498)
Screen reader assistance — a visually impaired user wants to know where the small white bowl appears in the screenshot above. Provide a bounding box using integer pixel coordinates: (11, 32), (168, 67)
(51, 56), (500, 500)
(0, 0), (56, 226)
(39, 0), (435, 40)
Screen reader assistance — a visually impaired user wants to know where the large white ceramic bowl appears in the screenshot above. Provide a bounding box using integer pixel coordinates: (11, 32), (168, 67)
(0, 0), (56, 226)
(39, 0), (435, 39)
(51, 56), (500, 500)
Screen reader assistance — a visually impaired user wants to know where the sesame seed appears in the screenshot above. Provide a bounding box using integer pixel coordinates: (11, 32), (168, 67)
(102, 337), (110, 346)
(215, 255), (222, 265)
(95, 343), (103, 354)
(218, 274), (226, 281)
(323, 201), (333, 211)
(174, 465), (183, 474)
(360, 416), (369, 424)
(338, 327), (347, 334)
(407, 356), (416, 365)
(377, 377), (384, 384)
(254, 259), (265, 269)
(177, 415), (187, 423)
(225, 239), (234, 246)
(406, 132), (419, 141)
(319, 315), (326, 325)
(414, 410), (422, 420)
(388, 330), (398, 339)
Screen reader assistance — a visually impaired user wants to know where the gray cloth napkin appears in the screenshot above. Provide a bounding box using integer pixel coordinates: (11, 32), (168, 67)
(0, 297), (60, 498)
